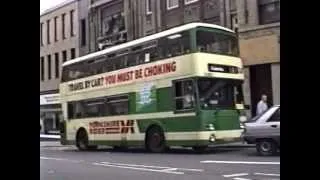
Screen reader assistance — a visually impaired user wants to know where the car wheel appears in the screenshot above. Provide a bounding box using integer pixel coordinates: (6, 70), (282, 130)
(256, 139), (277, 156)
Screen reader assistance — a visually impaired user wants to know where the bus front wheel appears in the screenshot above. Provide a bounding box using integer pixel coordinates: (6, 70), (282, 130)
(146, 126), (166, 153)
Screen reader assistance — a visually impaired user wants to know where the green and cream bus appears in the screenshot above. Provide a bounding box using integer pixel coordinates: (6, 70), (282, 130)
(60, 23), (246, 153)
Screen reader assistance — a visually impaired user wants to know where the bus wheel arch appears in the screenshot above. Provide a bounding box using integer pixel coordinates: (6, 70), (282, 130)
(76, 128), (97, 151)
(145, 124), (166, 153)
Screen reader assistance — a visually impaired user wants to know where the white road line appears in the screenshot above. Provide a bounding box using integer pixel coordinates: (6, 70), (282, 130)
(100, 162), (168, 169)
(92, 163), (184, 175)
(201, 160), (280, 165)
(40, 156), (82, 163)
(223, 173), (249, 178)
(161, 168), (178, 172)
(99, 162), (203, 172)
(254, 172), (280, 177)
(232, 178), (251, 180)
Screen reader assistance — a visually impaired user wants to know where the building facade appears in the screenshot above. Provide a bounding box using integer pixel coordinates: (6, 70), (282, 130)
(237, 0), (280, 116)
(40, 0), (89, 133)
(88, 0), (128, 52)
(87, 0), (280, 117)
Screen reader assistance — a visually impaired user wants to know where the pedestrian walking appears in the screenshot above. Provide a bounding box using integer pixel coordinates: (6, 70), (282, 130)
(256, 94), (268, 115)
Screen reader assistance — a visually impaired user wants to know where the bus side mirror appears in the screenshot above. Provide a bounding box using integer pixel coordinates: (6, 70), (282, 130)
(244, 105), (250, 109)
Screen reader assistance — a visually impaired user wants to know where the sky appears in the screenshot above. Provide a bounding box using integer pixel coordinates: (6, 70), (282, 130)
(40, 0), (67, 14)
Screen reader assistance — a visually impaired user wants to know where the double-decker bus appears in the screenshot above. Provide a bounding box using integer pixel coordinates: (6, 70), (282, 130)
(60, 23), (246, 153)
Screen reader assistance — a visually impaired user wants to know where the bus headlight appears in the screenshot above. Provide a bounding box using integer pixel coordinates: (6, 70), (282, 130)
(240, 123), (244, 129)
(206, 124), (215, 130)
(209, 134), (216, 142)
(239, 116), (247, 122)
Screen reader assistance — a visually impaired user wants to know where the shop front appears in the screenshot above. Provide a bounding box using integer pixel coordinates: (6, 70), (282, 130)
(40, 93), (62, 134)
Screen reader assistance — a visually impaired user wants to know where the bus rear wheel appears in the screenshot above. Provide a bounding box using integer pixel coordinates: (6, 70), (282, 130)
(146, 126), (166, 153)
(76, 129), (97, 151)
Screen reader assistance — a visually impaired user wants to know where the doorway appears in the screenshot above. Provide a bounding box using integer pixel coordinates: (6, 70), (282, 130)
(250, 64), (273, 116)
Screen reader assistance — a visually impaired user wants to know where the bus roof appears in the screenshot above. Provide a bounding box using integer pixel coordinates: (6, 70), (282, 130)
(63, 22), (234, 67)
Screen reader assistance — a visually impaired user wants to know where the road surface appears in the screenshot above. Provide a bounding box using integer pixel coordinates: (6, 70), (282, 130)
(40, 142), (280, 180)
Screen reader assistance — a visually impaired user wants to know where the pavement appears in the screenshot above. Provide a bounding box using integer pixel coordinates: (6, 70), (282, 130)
(40, 141), (279, 180)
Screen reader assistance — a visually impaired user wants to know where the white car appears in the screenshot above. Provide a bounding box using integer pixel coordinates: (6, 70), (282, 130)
(242, 105), (280, 156)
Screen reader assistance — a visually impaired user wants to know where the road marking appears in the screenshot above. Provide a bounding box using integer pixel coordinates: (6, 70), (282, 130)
(93, 162), (184, 175)
(254, 172), (280, 177)
(161, 168), (178, 172)
(200, 160), (280, 165)
(223, 173), (249, 178)
(99, 161), (203, 172)
(40, 156), (83, 163)
(232, 178), (251, 180)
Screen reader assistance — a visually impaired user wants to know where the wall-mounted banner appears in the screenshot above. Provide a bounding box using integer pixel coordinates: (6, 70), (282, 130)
(40, 93), (60, 105)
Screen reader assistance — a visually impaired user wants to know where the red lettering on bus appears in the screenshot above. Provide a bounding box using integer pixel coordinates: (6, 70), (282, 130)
(105, 75), (116, 85)
(89, 120), (135, 134)
(144, 62), (176, 77)
(117, 71), (134, 83)
(135, 69), (143, 79)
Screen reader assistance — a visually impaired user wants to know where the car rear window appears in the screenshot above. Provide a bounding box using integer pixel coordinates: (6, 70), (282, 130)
(247, 106), (279, 123)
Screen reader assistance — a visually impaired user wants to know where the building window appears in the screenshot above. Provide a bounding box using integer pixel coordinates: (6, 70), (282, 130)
(229, 0), (237, 11)
(55, 53), (59, 78)
(47, 55), (52, 80)
(101, 11), (126, 37)
(70, 10), (75, 37)
(62, 13), (66, 39)
(167, 0), (179, 10)
(146, 0), (152, 14)
(81, 19), (86, 46)
(258, 0), (280, 25)
(230, 13), (238, 32)
(40, 23), (44, 46)
(46, 20), (50, 44)
(62, 50), (67, 62)
(54, 16), (58, 42)
(71, 48), (76, 59)
(40, 57), (44, 81)
(184, 0), (198, 5)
